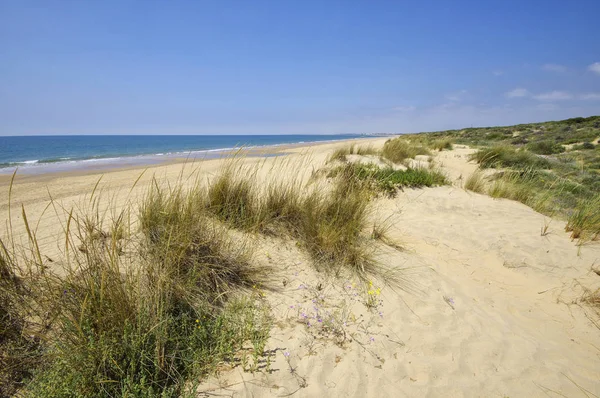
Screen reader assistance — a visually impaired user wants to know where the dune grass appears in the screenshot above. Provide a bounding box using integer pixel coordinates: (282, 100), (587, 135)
(206, 164), (260, 229)
(565, 196), (600, 242)
(0, 150), (447, 394)
(202, 161), (378, 276)
(429, 138), (454, 151)
(464, 170), (487, 194)
(469, 145), (551, 169)
(0, 246), (42, 397)
(328, 162), (448, 196)
(0, 178), (272, 397)
(328, 144), (379, 162)
(381, 138), (431, 164)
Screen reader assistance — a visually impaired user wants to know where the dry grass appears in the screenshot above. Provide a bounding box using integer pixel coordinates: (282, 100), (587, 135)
(0, 176), (272, 397)
(464, 170), (487, 193)
(328, 144), (379, 162)
(566, 196), (600, 243)
(0, 153), (425, 394)
(469, 145), (550, 169)
(381, 138), (430, 164)
(203, 161), (378, 277)
(430, 138), (454, 151)
(0, 245), (41, 397)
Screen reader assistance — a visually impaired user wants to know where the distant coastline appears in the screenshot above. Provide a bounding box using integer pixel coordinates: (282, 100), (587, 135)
(0, 134), (379, 175)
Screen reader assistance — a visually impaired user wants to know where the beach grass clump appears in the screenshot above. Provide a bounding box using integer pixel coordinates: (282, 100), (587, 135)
(328, 144), (379, 162)
(381, 138), (431, 164)
(297, 179), (374, 275)
(259, 179), (304, 232)
(155, 162), (378, 279)
(206, 164), (260, 229)
(581, 288), (600, 311)
(0, 184), (272, 397)
(329, 162), (447, 196)
(464, 170), (487, 193)
(430, 138), (454, 151)
(469, 145), (551, 169)
(0, 245), (41, 397)
(140, 182), (270, 301)
(565, 196), (600, 242)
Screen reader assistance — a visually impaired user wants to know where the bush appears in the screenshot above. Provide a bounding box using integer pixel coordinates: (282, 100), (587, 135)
(582, 142), (595, 150)
(527, 140), (565, 155)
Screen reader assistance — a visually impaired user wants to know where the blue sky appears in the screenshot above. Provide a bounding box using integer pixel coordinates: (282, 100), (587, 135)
(1, 0), (599, 135)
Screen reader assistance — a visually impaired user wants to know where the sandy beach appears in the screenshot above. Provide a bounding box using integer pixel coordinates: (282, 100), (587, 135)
(1, 137), (599, 397)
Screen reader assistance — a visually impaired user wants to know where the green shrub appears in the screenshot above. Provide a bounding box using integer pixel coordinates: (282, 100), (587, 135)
(582, 142), (595, 150)
(527, 140), (565, 155)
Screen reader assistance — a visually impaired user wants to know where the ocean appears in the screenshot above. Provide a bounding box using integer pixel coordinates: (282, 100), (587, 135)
(0, 134), (365, 174)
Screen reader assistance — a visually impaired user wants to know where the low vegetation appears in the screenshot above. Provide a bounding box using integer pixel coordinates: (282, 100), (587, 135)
(328, 144), (378, 162)
(202, 162), (377, 274)
(433, 116), (600, 244)
(0, 248), (41, 397)
(565, 196), (600, 242)
(4, 150), (439, 394)
(381, 138), (431, 164)
(329, 163), (447, 196)
(468, 145), (550, 169)
(0, 175), (275, 396)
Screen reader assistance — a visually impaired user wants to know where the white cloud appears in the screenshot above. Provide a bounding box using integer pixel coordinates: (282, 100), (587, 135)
(588, 62), (600, 75)
(532, 91), (572, 101)
(580, 93), (600, 100)
(542, 64), (567, 72)
(505, 88), (529, 98)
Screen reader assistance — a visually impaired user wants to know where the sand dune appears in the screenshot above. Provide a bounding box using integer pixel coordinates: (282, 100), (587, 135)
(1, 138), (599, 397)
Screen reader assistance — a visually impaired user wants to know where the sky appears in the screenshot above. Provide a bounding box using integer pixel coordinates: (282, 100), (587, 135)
(1, 0), (599, 136)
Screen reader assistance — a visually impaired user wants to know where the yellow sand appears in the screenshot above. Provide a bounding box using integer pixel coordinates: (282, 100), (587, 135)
(1, 138), (599, 397)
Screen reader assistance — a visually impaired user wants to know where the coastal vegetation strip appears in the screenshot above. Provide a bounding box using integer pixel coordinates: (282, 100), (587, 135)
(0, 140), (445, 396)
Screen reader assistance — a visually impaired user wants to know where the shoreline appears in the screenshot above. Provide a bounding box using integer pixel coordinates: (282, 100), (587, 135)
(0, 136), (384, 185)
(0, 135), (384, 177)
